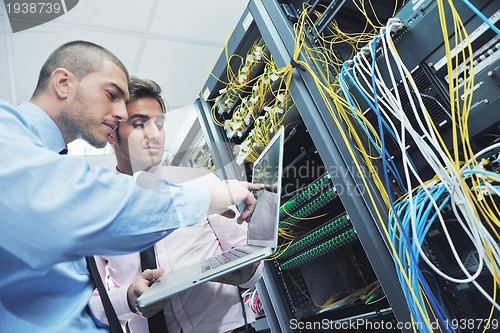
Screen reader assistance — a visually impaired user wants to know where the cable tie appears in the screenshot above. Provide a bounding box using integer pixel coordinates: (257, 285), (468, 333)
(290, 58), (305, 71)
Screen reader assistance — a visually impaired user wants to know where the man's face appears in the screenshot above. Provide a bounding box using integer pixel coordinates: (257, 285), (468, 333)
(60, 60), (129, 148)
(115, 97), (166, 171)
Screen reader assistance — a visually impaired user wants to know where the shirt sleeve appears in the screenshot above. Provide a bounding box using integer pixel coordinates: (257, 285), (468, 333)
(89, 254), (143, 325)
(88, 256), (137, 325)
(0, 105), (210, 269)
(89, 286), (136, 325)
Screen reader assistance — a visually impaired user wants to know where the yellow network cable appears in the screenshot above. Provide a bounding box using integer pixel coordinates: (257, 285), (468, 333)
(452, 11), (500, 239)
(352, 0), (401, 28)
(268, 239), (294, 260)
(291, 7), (390, 208)
(213, 45), (294, 162)
(210, 38), (269, 129)
(237, 59), (294, 162)
(437, 0), (500, 273)
(212, 0), (499, 326)
(287, 9), (437, 330)
(205, 30), (243, 89)
(419, 285), (444, 333)
(296, 59), (434, 330)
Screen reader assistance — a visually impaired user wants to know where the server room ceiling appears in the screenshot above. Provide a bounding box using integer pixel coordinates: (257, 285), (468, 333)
(0, 0), (248, 110)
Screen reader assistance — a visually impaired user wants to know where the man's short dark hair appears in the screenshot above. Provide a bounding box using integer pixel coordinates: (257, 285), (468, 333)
(32, 40), (129, 97)
(115, 77), (166, 144)
(128, 76), (166, 113)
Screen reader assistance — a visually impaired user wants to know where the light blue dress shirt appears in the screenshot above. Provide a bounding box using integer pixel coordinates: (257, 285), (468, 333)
(0, 100), (210, 332)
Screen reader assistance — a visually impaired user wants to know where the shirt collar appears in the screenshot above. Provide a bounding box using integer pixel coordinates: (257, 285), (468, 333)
(18, 102), (67, 153)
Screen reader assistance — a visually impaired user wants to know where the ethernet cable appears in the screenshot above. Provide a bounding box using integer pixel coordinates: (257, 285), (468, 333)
(461, 0), (500, 36)
(337, 4), (495, 328)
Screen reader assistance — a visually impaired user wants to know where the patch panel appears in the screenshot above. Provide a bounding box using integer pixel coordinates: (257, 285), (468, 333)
(235, 90), (295, 163)
(279, 267), (317, 320)
(279, 228), (358, 271)
(214, 39), (270, 116)
(279, 214), (351, 260)
(279, 173), (332, 220)
(223, 60), (280, 139)
(281, 186), (338, 227)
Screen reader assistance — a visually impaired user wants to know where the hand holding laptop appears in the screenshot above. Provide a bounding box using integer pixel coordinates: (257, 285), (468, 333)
(137, 126), (285, 307)
(128, 268), (167, 316)
(131, 262), (261, 315)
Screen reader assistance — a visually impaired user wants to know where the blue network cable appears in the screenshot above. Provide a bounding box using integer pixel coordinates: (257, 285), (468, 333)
(462, 169), (500, 180)
(390, 188), (457, 333)
(461, 0), (500, 36)
(339, 60), (408, 191)
(370, 32), (456, 331)
(392, 183), (457, 333)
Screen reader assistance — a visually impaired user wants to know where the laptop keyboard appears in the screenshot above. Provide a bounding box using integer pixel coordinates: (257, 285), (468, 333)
(201, 247), (252, 272)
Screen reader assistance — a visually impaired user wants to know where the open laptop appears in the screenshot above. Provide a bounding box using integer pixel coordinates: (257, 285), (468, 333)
(137, 126), (285, 307)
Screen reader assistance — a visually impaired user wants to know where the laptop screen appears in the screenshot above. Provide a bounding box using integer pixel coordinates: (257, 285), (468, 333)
(247, 127), (284, 246)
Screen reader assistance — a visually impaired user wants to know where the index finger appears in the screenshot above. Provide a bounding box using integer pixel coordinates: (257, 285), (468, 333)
(247, 183), (265, 191)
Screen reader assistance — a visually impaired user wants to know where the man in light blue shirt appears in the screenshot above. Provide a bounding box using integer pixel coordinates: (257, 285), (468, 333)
(0, 41), (260, 332)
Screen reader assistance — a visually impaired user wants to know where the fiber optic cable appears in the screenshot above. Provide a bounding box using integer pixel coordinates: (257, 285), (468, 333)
(368, 33), (454, 331)
(461, 0), (500, 36)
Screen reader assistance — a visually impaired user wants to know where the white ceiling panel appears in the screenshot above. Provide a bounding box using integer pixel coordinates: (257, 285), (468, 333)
(55, 0), (157, 32)
(151, 0), (248, 44)
(135, 38), (222, 109)
(1, 0), (248, 154)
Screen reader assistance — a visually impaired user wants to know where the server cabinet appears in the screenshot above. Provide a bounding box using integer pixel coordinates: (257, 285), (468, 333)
(195, 1), (500, 332)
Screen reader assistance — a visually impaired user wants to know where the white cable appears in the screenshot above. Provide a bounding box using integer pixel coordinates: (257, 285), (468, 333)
(345, 3), (500, 315)
(377, 20), (488, 284)
(383, 19), (500, 308)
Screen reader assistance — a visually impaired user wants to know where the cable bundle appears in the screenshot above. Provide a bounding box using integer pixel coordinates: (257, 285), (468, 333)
(279, 0), (500, 331)
(208, 38), (295, 164)
(338, 1), (500, 331)
(241, 287), (265, 315)
(206, 0), (500, 330)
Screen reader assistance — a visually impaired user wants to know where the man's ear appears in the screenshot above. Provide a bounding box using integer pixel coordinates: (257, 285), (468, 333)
(51, 68), (73, 99)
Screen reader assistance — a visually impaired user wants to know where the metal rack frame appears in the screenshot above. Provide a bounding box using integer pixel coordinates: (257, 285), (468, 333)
(195, 1), (414, 331)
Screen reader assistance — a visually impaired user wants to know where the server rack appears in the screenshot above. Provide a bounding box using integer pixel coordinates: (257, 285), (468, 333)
(196, 1), (500, 332)
(196, 2), (409, 331)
